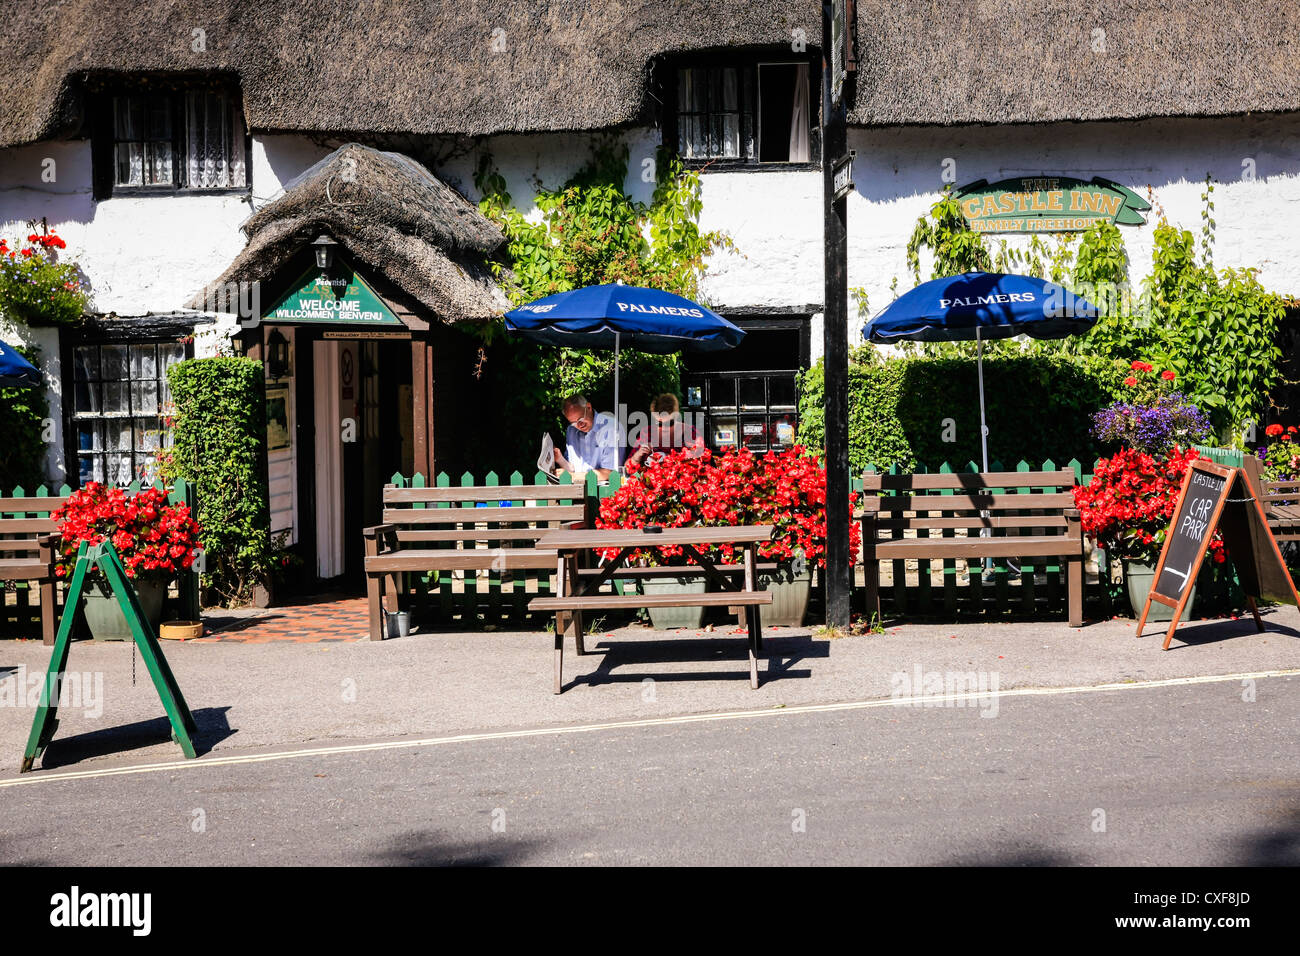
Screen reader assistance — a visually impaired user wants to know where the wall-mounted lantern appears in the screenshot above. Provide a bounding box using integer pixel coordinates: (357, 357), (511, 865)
(312, 235), (338, 271)
(266, 328), (291, 380)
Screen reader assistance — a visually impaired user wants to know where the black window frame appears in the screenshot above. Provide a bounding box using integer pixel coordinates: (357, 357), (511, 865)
(681, 314), (812, 454)
(90, 77), (253, 200)
(659, 52), (822, 172)
(59, 317), (207, 487)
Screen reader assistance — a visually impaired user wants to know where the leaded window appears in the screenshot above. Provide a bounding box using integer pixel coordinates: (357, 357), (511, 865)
(108, 89), (247, 192)
(72, 342), (187, 485)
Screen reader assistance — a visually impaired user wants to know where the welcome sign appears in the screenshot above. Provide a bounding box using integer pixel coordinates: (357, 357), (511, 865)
(264, 266), (403, 325)
(954, 176), (1151, 233)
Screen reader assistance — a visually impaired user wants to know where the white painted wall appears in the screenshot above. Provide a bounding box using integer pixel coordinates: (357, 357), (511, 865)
(3, 114), (1299, 481)
(692, 112), (1300, 361)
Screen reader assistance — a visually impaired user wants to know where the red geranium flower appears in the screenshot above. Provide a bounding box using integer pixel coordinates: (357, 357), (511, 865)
(1161, 370), (1176, 381)
(51, 484), (202, 585)
(1123, 376), (1138, 387)
(1266, 424), (1285, 438)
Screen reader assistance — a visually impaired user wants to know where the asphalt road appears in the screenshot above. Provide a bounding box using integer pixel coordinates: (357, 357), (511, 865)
(1, 673), (1296, 866)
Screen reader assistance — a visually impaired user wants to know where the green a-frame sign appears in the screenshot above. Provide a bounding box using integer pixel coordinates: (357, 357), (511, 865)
(22, 540), (197, 773)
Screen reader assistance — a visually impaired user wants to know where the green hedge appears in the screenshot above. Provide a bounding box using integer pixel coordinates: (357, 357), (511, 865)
(162, 357), (272, 604)
(0, 344), (49, 488)
(798, 353), (1130, 472)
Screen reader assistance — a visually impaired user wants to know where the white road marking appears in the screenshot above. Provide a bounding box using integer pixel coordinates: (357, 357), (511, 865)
(3, 669), (1295, 789)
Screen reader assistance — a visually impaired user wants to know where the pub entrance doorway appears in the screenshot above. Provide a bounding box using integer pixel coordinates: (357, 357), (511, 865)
(310, 336), (414, 587)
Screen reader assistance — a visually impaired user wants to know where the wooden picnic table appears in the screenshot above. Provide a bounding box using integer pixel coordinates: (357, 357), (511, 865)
(530, 525), (775, 693)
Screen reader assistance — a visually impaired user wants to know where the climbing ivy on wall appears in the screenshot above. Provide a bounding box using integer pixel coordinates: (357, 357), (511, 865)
(464, 140), (737, 471)
(892, 180), (1288, 443)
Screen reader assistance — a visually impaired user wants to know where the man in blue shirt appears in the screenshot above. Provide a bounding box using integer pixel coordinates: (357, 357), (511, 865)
(552, 393), (619, 480)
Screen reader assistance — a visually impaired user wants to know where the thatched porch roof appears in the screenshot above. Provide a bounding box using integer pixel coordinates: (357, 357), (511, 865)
(187, 144), (510, 322)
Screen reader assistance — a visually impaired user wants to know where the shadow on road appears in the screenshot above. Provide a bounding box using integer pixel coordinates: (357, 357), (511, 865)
(1235, 804), (1300, 865)
(366, 828), (543, 866)
(37, 705), (236, 769)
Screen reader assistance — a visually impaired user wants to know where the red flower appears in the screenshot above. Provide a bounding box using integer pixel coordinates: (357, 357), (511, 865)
(1123, 376), (1138, 387)
(595, 446), (858, 569)
(1161, 370), (1176, 381)
(1266, 424), (1284, 438)
(52, 484), (202, 585)
(1074, 447), (1225, 565)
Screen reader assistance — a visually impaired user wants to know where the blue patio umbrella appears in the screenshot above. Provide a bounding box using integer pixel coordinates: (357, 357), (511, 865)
(0, 340), (41, 388)
(505, 283), (745, 433)
(862, 272), (1098, 471)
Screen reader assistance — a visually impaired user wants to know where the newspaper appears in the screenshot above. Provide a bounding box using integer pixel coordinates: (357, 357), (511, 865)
(538, 433), (561, 484)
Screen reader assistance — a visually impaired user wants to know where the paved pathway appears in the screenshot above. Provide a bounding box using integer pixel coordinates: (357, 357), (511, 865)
(194, 594), (368, 644)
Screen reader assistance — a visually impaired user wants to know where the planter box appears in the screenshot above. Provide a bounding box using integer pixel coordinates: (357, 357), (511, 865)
(757, 565), (813, 627)
(639, 576), (706, 629)
(1124, 560), (1196, 621)
(83, 579), (166, 641)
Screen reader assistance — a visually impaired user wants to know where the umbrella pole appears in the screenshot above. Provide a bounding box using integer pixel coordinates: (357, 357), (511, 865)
(977, 328), (989, 472)
(977, 328), (994, 576)
(614, 331), (621, 470)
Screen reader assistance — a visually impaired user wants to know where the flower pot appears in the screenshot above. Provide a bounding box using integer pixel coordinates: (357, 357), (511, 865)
(757, 565), (813, 627)
(639, 576), (707, 629)
(1123, 560), (1196, 621)
(82, 579), (166, 642)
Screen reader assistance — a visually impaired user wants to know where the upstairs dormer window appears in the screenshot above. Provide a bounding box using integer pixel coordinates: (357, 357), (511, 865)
(669, 58), (817, 167)
(93, 82), (249, 197)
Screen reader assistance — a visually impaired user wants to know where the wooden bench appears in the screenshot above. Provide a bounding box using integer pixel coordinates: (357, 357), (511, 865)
(0, 495), (67, 645)
(860, 470), (1084, 627)
(1243, 453), (1300, 544)
(362, 483), (587, 640)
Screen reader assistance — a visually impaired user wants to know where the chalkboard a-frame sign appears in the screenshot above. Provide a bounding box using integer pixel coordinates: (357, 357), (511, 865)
(1138, 459), (1300, 649)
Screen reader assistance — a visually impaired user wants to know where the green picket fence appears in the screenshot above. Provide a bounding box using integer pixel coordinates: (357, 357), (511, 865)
(1192, 444), (1245, 468)
(1, 479), (200, 636)
(385, 470), (589, 627)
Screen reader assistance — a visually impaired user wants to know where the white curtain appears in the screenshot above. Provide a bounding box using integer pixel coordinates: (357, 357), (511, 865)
(113, 97), (144, 186)
(185, 91), (246, 188)
(789, 63), (810, 163)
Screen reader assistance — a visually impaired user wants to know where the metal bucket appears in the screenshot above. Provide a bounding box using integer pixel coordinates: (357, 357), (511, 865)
(385, 609), (411, 639)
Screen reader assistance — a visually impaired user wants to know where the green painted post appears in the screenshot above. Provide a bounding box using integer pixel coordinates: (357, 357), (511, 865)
(932, 462), (961, 616)
(1016, 460), (1035, 615)
(172, 478), (200, 621)
(508, 471), (527, 625)
(430, 471), (449, 622)
(915, 463), (932, 614)
(459, 472), (478, 624)
(483, 470), (501, 626)
(1067, 458), (1084, 486)
(1039, 459), (1063, 612)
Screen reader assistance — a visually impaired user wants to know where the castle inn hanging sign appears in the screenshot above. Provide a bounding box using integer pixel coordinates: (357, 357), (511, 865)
(953, 176), (1151, 234)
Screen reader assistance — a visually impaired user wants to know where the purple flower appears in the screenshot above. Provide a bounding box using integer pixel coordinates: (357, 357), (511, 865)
(1092, 392), (1211, 455)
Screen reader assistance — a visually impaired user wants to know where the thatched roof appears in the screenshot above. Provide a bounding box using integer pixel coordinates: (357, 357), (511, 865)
(3, 1), (1297, 149)
(188, 144), (510, 321)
